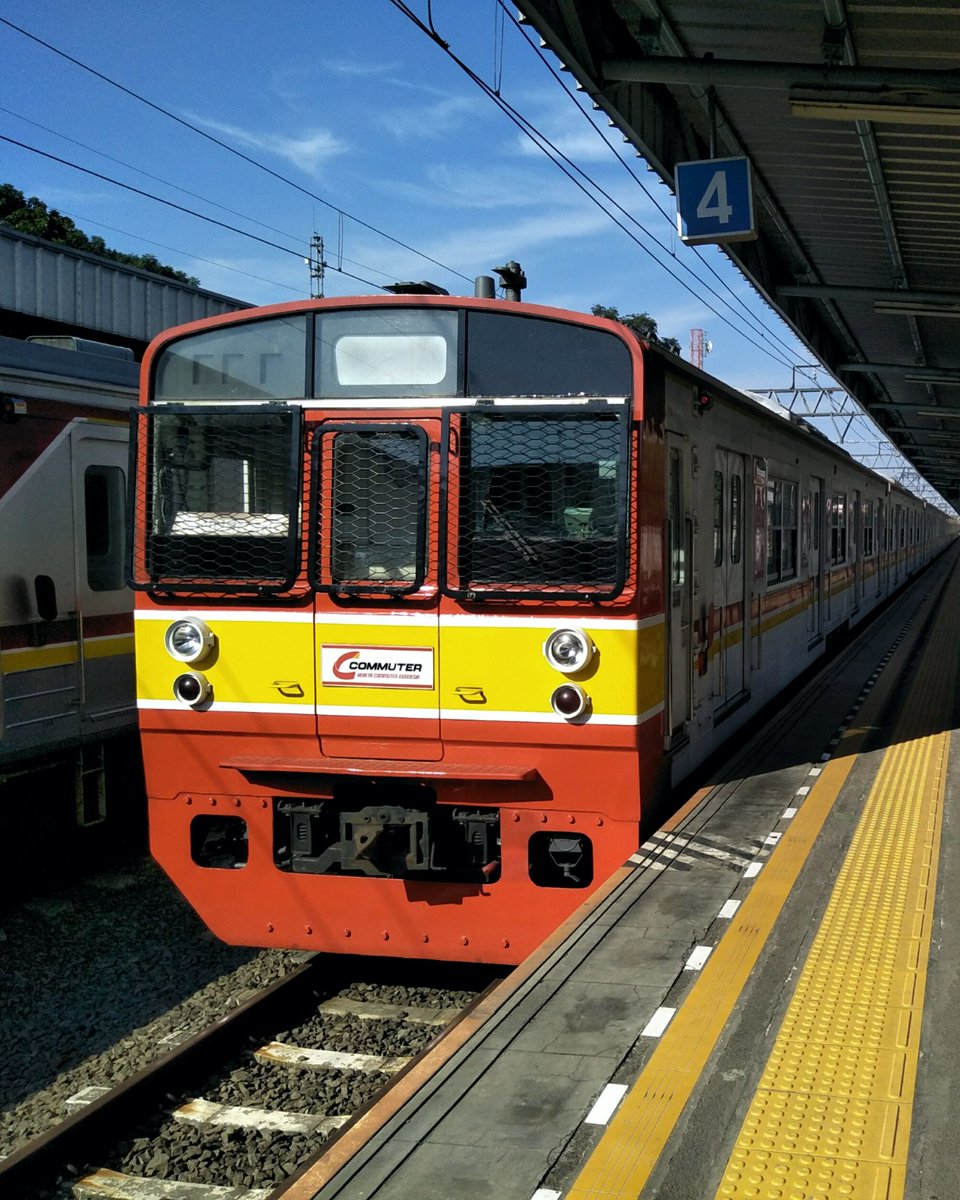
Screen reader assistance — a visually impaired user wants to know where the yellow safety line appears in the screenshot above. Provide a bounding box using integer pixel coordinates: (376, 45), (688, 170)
(566, 742), (863, 1199)
(568, 571), (955, 1200)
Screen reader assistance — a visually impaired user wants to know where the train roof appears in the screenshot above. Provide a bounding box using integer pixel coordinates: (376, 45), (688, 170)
(0, 333), (139, 389)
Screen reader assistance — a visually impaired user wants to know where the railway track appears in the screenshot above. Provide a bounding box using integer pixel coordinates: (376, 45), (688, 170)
(1, 955), (501, 1199)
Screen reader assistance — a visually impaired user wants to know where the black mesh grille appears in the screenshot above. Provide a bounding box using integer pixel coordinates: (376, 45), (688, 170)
(130, 405), (301, 593)
(310, 424), (428, 595)
(443, 408), (629, 600)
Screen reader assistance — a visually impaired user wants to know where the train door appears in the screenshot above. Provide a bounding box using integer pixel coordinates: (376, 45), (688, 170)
(807, 476), (823, 641)
(713, 449), (746, 709)
(666, 439), (692, 744)
(70, 423), (134, 825)
(70, 424), (134, 726)
(312, 420), (442, 760)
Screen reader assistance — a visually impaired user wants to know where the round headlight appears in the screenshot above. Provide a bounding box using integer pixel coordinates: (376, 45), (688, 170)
(173, 672), (212, 708)
(164, 618), (215, 664)
(551, 684), (590, 720)
(543, 627), (594, 674)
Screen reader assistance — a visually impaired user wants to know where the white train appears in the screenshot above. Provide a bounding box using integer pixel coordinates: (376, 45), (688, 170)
(0, 334), (139, 881)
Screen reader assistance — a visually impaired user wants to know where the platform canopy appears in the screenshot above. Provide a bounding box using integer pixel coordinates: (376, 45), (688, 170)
(516, 1), (960, 505)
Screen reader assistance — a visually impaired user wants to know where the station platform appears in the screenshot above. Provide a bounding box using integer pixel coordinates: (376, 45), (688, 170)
(280, 544), (960, 1200)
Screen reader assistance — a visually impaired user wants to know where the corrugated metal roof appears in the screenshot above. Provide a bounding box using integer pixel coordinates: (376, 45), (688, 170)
(517, 0), (960, 505)
(0, 226), (250, 344)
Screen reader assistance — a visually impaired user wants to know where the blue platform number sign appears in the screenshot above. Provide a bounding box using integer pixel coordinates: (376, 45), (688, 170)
(675, 156), (757, 246)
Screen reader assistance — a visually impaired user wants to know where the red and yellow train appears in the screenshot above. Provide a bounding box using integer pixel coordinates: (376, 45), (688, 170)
(130, 285), (951, 963)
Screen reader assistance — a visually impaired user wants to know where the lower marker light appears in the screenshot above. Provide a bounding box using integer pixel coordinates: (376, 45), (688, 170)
(173, 672), (211, 708)
(551, 683), (589, 720)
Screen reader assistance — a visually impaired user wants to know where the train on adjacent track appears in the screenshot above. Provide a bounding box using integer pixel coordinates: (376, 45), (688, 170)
(0, 334), (140, 888)
(128, 281), (953, 964)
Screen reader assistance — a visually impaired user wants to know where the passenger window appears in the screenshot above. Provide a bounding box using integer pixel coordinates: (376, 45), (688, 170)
(830, 494), (848, 565)
(730, 473), (742, 564)
(713, 471), (724, 566)
(767, 478), (798, 582)
(669, 449), (684, 587)
(84, 465), (126, 591)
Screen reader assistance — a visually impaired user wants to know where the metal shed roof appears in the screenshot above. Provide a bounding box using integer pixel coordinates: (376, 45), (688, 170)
(0, 226), (250, 350)
(516, 1), (960, 505)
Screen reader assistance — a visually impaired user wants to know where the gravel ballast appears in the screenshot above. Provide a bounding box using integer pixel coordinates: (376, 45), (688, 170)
(0, 855), (308, 1159)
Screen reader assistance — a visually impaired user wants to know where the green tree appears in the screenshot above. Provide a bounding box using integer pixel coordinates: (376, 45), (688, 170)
(0, 184), (200, 286)
(591, 304), (682, 357)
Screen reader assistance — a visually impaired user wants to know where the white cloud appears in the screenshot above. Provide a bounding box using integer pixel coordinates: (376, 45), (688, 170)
(185, 113), (347, 178)
(514, 125), (629, 165)
(319, 58), (400, 78)
(352, 205), (617, 287)
(383, 162), (588, 211)
(378, 94), (485, 140)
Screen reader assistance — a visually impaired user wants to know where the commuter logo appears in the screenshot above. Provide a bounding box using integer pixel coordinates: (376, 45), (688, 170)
(321, 644), (435, 689)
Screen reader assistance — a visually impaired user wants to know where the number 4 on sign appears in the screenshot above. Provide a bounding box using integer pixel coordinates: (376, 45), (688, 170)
(675, 156), (757, 245)
(697, 171), (733, 225)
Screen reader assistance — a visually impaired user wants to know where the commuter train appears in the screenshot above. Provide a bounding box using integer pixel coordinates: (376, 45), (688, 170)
(0, 334), (140, 888)
(129, 284), (952, 964)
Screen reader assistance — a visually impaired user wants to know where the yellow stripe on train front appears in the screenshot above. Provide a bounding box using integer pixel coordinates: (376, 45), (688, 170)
(134, 612), (663, 719)
(135, 615), (315, 706)
(439, 621), (658, 719)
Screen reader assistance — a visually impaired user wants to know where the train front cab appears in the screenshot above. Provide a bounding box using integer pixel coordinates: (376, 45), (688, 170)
(132, 299), (669, 965)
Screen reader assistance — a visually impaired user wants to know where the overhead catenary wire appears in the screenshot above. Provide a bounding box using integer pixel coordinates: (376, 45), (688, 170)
(497, 0), (805, 365)
(49, 211), (311, 296)
(0, 103), (403, 289)
(0, 133), (388, 292)
(0, 15), (473, 287)
(388, 0), (800, 372)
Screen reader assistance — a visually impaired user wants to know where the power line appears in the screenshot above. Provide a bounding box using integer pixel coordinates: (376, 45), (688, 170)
(388, 0), (797, 371)
(0, 133), (387, 292)
(498, 1), (804, 365)
(0, 102), (402, 288)
(57, 211), (309, 296)
(0, 15), (473, 286)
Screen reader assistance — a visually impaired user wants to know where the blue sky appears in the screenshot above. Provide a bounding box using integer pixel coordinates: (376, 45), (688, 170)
(0, 1), (855, 398)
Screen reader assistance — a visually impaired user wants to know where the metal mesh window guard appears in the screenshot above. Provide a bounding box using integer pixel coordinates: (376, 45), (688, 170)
(130, 405), (301, 593)
(310, 424), (428, 595)
(443, 408), (629, 600)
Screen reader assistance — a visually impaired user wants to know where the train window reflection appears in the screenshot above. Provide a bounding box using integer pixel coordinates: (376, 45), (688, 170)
(730, 473), (742, 564)
(713, 471), (724, 566)
(155, 316), (307, 400)
(452, 410), (627, 597)
(84, 465), (126, 591)
(767, 478), (798, 583)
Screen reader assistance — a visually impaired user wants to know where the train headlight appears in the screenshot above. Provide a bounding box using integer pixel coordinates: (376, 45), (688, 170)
(543, 627), (594, 674)
(551, 684), (590, 720)
(164, 618), (215, 664)
(173, 672), (212, 708)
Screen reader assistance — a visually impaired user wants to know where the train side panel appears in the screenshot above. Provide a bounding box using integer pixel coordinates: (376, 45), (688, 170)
(0, 340), (140, 879)
(653, 350), (951, 780)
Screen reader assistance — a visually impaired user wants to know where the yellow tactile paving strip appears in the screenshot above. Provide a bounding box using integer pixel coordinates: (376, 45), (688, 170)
(716, 729), (946, 1198)
(569, 561), (956, 1200)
